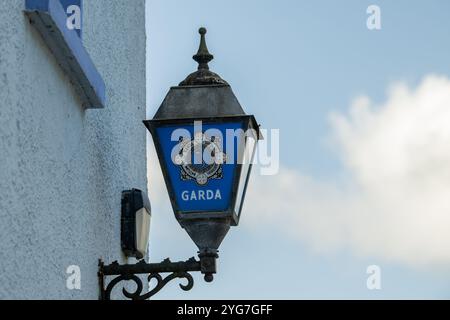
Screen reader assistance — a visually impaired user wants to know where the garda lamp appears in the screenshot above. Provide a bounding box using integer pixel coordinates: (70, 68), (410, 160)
(144, 28), (261, 281)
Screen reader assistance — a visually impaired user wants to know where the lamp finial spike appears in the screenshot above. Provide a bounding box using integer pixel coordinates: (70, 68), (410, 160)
(193, 27), (214, 70)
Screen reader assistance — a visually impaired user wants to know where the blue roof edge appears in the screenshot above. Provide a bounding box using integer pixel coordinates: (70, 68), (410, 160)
(24, 0), (106, 109)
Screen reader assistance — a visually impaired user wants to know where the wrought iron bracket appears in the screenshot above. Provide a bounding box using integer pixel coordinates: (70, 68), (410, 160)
(98, 253), (217, 300)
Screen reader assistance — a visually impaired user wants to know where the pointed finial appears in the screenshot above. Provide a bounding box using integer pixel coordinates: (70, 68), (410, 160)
(193, 27), (214, 70)
(179, 27), (228, 86)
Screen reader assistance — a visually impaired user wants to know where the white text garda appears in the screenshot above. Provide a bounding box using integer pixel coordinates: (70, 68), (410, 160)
(181, 190), (222, 201)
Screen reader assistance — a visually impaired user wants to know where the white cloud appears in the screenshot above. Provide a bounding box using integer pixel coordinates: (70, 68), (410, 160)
(244, 75), (450, 269)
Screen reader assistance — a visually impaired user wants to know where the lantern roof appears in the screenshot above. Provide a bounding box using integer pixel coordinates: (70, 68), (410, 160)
(153, 27), (250, 120)
(153, 85), (246, 120)
(151, 27), (261, 139)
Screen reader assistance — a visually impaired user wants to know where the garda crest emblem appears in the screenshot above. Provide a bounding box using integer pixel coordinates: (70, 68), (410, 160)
(173, 132), (226, 186)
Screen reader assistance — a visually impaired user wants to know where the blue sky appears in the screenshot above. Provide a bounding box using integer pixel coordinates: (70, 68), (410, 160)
(145, 0), (450, 299)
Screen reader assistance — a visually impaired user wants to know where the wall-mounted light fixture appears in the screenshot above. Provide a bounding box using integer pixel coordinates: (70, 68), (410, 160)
(98, 28), (261, 300)
(121, 189), (151, 260)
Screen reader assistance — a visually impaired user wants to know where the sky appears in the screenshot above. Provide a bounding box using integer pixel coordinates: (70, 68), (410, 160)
(145, 0), (450, 299)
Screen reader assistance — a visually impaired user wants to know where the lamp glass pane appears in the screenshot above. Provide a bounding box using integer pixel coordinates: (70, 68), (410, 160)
(135, 208), (151, 258)
(234, 129), (257, 217)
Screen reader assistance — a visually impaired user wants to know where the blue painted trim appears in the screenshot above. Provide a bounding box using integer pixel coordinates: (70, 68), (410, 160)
(25, 0), (105, 109)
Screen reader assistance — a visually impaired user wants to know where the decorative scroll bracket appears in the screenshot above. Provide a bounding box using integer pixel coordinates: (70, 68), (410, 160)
(98, 256), (215, 300)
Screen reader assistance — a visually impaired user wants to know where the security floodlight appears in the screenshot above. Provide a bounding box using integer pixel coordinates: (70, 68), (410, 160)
(121, 189), (151, 259)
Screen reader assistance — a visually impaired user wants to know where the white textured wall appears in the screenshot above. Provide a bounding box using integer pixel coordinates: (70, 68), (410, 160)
(0, 0), (146, 299)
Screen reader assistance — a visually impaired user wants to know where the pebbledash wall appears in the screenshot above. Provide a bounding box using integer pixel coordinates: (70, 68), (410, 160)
(0, 1), (147, 299)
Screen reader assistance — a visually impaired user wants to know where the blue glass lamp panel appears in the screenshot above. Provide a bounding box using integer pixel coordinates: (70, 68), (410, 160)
(156, 121), (245, 213)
